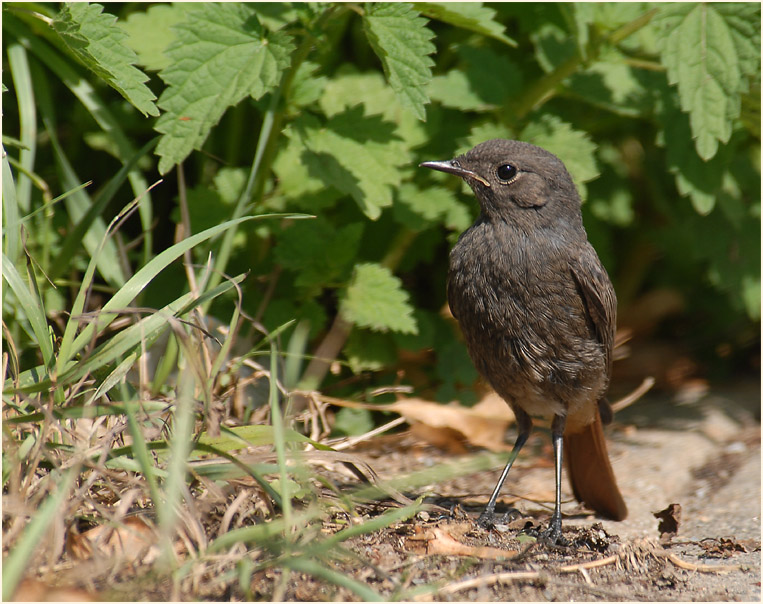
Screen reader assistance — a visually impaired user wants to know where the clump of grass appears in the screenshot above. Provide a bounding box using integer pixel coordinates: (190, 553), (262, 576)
(2, 165), (431, 600)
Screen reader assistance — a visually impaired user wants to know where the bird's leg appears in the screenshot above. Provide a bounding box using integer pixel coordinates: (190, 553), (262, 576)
(478, 408), (532, 528)
(540, 413), (568, 545)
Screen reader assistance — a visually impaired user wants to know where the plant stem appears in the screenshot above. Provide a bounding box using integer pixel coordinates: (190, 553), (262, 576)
(207, 11), (335, 296)
(513, 7), (660, 121)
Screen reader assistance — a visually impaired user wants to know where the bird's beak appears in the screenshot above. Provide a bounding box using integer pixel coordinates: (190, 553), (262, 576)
(419, 160), (490, 187)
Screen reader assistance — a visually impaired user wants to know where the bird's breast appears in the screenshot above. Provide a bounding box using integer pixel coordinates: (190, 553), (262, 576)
(447, 222), (606, 409)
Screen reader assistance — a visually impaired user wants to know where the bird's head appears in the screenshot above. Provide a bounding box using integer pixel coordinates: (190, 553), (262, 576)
(420, 139), (584, 232)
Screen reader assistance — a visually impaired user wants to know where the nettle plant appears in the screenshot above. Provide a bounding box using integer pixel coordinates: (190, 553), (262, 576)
(4, 2), (760, 404)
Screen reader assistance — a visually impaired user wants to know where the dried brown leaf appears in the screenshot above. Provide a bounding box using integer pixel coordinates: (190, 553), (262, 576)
(408, 526), (517, 559)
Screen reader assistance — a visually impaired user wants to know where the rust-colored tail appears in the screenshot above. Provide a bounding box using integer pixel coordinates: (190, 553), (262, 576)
(564, 412), (627, 521)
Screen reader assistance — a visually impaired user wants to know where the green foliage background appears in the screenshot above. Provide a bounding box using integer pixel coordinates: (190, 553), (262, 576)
(3, 2), (760, 406)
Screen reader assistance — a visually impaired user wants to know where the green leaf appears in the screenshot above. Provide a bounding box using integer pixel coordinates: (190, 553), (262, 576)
(521, 114), (599, 196)
(2, 255), (56, 372)
(658, 89), (729, 214)
(429, 47), (521, 112)
(464, 122), (513, 154)
(319, 71), (427, 148)
(715, 3), (762, 80)
(154, 4), (294, 174)
(120, 4), (194, 71)
(429, 70), (490, 112)
(362, 3), (435, 120)
(568, 53), (660, 118)
(271, 135), (343, 212)
(531, 18), (576, 73)
(341, 263), (417, 334)
(275, 218), (364, 293)
(344, 329), (398, 373)
(334, 407), (375, 435)
(741, 274), (761, 321)
(413, 2), (516, 46)
(654, 3), (760, 160)
(288, 108), (409, 219)
(52, 3), (158, 117)
(395, 182), (470, 232)
(290, 61), (328, 108)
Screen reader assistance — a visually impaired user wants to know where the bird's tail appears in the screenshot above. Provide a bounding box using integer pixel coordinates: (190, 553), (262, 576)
(563, 411), (628, 520)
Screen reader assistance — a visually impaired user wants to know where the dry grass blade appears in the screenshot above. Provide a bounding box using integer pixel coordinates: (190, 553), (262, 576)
(611, 376), (655, 413)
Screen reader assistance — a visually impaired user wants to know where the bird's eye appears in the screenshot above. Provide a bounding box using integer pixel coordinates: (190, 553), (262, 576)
(496, 164), (517, 182)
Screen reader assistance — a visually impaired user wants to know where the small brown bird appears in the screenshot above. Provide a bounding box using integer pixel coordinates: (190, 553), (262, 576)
(421, 139), (627, 543)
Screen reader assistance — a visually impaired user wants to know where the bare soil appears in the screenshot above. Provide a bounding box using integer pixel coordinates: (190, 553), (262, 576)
(283, 382), (762, 602)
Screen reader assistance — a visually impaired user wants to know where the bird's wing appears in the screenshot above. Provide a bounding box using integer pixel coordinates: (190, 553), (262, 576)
(569, 242), (617, 377)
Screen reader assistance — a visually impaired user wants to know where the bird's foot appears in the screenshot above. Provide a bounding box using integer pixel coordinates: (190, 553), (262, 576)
(520, 514), (568, 546)
(477, 507), (522, 529)
(538, 513), (568, 547)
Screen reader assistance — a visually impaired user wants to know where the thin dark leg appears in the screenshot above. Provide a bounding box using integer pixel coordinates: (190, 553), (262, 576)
(541, 413), (567, 544)
(478, 408), (532, 527)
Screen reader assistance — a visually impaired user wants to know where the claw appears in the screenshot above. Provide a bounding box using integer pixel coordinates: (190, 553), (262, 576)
(539, 513), (568, 546)
(478, 507), (523, 529)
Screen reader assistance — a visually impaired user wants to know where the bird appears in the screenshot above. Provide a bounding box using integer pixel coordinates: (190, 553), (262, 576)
(420, 139), (627, 543)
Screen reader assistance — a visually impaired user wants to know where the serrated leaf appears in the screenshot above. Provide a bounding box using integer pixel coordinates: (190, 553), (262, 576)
(531, 19), (575, 74)
(464, 122), (513, 154)
(275, 218), (364, 293)
(659, 90), (729, 214)
(290, 61), (327, 108)
(429, 71), (489, 111)
(429, 46), (521, 112)
(395, 183), (470, 231)
(362, 3), (435, 120)
(568, 54), (660, 118)
(288, 107), (408, 219)
(120, 4), (194, 71)
(714, 3), (761, 80)
(654, 3), (759, 160)
(413, 3), (516, 46)
(319, 71), (427, 147)
(521, 115), (599, 196)
(52, 3), (158, 117)
(341, 263), (417, 334)
(271, 135), (343, 212)
(154, 4), (294, 174)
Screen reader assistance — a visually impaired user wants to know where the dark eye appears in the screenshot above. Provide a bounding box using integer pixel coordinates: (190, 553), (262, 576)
(496, 164), (517, 181)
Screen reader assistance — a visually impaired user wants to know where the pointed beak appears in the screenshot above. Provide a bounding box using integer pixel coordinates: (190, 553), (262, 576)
(419, 160), (490, 187)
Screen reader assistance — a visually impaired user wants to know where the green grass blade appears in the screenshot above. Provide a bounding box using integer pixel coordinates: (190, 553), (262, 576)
(282, 557), (384, 602)
(56, 196), (145, 377)
(42, 113), (127, 287)
(157, 360), (196, 556)
(48, 137), (159, 283)
(15, 275), (245, 393)
(7, 43), (36, 214)
(5, 400), (169, 424)
(269, 339), (292, 534)
(83, 352), (136, 406)
(309, 502), (421, 552)
(207, 507), (323, 553)
(122, 398), (163, 509)
(1, 254), (55, 372)
(3, 12), (156, 263)
(1, 148), (21, 266)
(61, 216), (260, 371)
